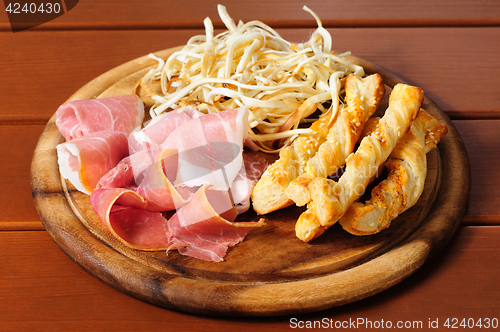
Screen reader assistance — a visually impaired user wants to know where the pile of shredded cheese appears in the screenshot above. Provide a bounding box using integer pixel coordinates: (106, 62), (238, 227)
(138, 4), (364, 152)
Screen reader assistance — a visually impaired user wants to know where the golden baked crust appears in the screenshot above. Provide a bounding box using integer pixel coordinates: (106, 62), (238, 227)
(286, 74), (385, 206)
(295, 83), (424, 241)
(250, 112), (331, 214)
(295, 204), (327, 242)
(339, 109), (448, 235)
(294, 117), (382, 241)
(251, 74), (385, 215)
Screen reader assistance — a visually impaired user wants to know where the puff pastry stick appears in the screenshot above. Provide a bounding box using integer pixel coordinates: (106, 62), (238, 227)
(339, 109), (447, 235)
(296, 83), (424, 242)
(251, 74), (383, 215)
(286, 74), (385, 206)
(295, 116), (380, 241)
(251, 111), (331, 214)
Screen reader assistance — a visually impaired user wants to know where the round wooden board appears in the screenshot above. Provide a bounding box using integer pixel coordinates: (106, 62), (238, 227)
(31, 47), (470, 317)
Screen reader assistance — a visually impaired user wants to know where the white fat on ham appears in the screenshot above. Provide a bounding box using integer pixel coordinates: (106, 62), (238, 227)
(57, 143), (86, 193)
(57, 130), (129, 194)
(231, 153), (269, 214)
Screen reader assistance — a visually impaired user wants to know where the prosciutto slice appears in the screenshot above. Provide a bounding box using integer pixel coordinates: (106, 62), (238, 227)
(54, 99), (266, 261)
(162, 108), (248, 190)
(55, 95), (144, 141)
(57, 130), (129, 194)
(90, 188), (170, 250)
(134, 148), (192, 212)
(167, 185), (265, 262)
(98, 107), (204, 189)
(96, 142), (161, 190)
(127, 108), (202, 154)
(231, 153), (269, 214)
(90, 184), (264, 259)
(101, 107), (253, 213)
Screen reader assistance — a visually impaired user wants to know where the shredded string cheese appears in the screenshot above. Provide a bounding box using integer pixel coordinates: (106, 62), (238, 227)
(138, 4), (364, 152)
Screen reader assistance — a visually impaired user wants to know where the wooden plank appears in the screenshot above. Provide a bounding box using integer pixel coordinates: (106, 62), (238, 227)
(0, 29), (201, 124)
(1, 0), (500, 30)
(0, 226), (498, 330)
(0, 125), (45, 228)
(453, 120), (500, 224)
(328, 28), (500, 117)
(1, 28), (500, 123)
(0, 222), (44, 231)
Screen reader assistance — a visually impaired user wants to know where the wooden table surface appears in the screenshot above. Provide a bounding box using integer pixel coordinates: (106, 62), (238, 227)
(1, 1), (499, 330)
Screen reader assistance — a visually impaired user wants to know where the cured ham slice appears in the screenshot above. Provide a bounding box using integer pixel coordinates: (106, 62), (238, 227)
(95, 155), (136, 190)
(90, 184), (264, 259)
(55, 100), (265, 261)
(231, 153), (269, 214)
(57, 130), (129, 194)
(134, 148), (192, 212)
(55, 95), (144, 141)
(97, 146), (193, 212)
(161, 108), (248, 190)
(97, 108), (258, 215)
(167, 185), (265, 262)
(96, 142), (161, 190)
(90, 188), (170, 250)
(98, 107), (204, 190)
(127, 107), (203, 154)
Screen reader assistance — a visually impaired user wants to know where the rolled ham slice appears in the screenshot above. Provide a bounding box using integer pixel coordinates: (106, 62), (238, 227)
(231, 153), (269, 214)
(127, 107), (203, 154)
(97, 107), (264, 215)
(90, 185), (264, 257)
(57, 130), (130, 194)
(55, 105), (267, 261)
(134, 148), (192, 212)
(90, 188), (171, 250)
(162, 108), (248, 190)
(98, 107), (205, 190)
(55, 95), (144, 141)
(96, 142), (162, 190)
(167, 185), (265, 262)
(98, 145), (193, 211)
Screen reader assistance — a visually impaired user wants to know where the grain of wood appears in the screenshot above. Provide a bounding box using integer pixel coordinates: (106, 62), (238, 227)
(453, 120), (500, 221)
(0, 226), (498, 330)
(0, 125), (45, 226)
(1, 0), (499, 29)
(1, 28), (499, 122)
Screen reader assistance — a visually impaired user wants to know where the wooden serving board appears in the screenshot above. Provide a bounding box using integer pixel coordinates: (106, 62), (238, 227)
(31, 47), (470, 316)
